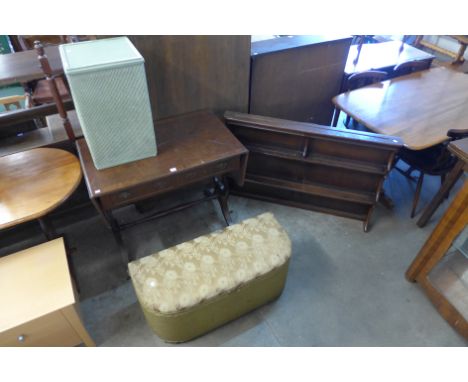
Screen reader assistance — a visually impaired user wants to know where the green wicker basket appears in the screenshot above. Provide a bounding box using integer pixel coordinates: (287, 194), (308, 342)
(60, 37), (157, 170)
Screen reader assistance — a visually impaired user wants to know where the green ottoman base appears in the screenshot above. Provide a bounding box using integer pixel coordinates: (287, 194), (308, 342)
(141, 259), (289, 343)
(129, 212), (292, 343)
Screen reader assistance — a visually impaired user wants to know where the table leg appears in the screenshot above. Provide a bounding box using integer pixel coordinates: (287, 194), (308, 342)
(363, 205), (375, 232)
(108, 212), (130, 265)
(378, 190), (394, 210)
(214, 176), (232, 226)
(38, 216), (57, 240)
(91, 198), (131, 265)
(331, 107), (340, 127)
(417, 160), (465, 228)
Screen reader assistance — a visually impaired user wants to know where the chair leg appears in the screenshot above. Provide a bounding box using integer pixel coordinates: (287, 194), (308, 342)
(344, 115), (350, 128)
(441, 174), (449, 199)
(331, 108), (340, 127)
(417, 161), (464, 227)
(394, 163), (418, 182)
(405, 166), (415, 178)
(38, 217), (57, 240)
(411, 172), (424, 218)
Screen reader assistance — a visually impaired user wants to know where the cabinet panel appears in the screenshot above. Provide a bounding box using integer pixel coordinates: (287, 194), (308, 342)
(127, 36), (251, 122)
(0, 310), (81, 347)
(250, 36), (352, 125)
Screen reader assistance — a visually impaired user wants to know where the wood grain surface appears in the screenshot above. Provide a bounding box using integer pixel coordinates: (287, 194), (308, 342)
(250, 35), (352, 125)
(0, 148), (82, 229)
(76, 111), (248, 198)
(127, 36), (250, 121)
(0, 238), (75, 332)
(333, 67), (468, 150)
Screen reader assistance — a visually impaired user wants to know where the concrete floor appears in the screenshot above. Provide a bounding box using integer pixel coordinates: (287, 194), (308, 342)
(1, 166), (466, 346)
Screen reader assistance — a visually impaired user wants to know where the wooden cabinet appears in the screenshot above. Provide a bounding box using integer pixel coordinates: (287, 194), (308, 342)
(0, 239), (94, 347)
(0, 310), (82, 347)
(224, 111), (402, 231)
(249, 35), (352, 125)
(406, 139), (468, 339)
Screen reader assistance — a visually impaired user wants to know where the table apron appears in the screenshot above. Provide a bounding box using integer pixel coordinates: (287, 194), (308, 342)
(99, 156), (241, 210)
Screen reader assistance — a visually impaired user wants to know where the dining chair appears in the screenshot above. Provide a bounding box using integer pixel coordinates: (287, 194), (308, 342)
(10, 35), (67, 51)
(9, 35), (96, 51)
(415, 35), (467, 65)
(31, 76), (70, 106)
(397, 129), (468, 218)
(342, 70), (388, 128)
(8, 35), (72, 107)
(0, 93), (31, 112)
(0, 92), (39, 141)
(34, 41), (76, 142)
(393, 59), (429, 77)
(351, 35), (375, 46)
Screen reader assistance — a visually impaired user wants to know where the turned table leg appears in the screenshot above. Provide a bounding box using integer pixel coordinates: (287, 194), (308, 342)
(331, 107), (341, 127)
(417, 160), (464, 228)
(38, 216), (57, 240)
(90, 198), (131, 265)
(214, 176), (233, 226)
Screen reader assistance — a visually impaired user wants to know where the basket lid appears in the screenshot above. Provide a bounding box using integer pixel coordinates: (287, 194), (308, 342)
(59, 36), (143, 74)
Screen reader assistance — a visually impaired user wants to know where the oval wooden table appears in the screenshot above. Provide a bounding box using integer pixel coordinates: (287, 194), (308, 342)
(333, 67), (468, 150)
(0, 148), (82, 237)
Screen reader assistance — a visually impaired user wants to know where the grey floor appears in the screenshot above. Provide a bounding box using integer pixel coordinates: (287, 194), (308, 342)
(1, 164), (467, 346)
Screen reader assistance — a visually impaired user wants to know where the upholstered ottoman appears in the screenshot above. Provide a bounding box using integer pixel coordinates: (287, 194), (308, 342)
(128, 212), (291, 343)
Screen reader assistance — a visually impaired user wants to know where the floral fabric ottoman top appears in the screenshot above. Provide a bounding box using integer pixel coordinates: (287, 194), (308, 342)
(128, 212), (291, 314)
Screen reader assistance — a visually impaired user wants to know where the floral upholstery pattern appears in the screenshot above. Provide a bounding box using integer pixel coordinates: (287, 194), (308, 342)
(128, 212), (291, 314)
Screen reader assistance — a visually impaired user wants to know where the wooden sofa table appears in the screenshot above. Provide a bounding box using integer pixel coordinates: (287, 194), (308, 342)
(76, 111), (248, 263)
(0, 238), (94, 347)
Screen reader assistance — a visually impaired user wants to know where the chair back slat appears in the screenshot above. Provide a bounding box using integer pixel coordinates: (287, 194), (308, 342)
(346, 70), (388, 91)
(393, 60), (428, 76)
(34, 40), (75, 142)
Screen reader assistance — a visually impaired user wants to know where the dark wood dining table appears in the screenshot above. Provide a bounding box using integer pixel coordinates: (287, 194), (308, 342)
(0, 45), (62, 87)
(333, 67), (468, 151)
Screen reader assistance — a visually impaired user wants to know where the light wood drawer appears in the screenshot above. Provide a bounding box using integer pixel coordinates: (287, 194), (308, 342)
(0, 309), (81, 347)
